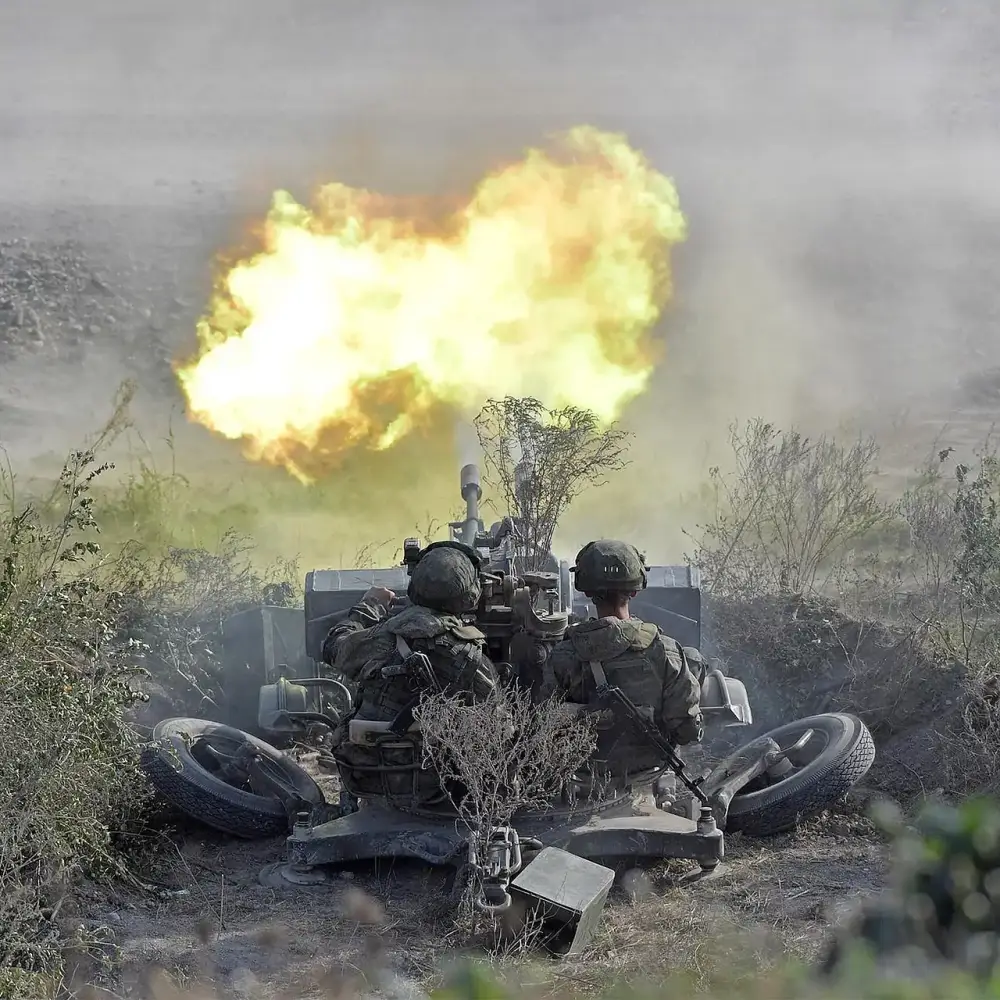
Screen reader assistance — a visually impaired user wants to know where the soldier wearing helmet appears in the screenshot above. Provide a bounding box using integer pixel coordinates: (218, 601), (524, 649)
(322, 541), (500, 805)
(541, 539), (704, 778)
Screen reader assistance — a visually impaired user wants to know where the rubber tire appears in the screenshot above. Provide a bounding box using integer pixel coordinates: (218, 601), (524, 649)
(724, 713), (875, 837)
(141, 717), (325, 839)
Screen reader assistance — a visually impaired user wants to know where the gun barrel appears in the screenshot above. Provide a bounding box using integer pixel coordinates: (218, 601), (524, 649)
(460, 463), (482, 505)
(458, 463), (483, 547)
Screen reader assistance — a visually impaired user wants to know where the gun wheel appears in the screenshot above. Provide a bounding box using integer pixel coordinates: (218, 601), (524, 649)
(724, 713), (875, 837)
(142, 717), (325, 839)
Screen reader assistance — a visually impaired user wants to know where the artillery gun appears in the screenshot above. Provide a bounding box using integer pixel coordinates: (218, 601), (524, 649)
(142, 461), (875, 943)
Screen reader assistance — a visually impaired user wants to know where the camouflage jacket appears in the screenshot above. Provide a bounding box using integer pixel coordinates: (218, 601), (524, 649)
(322, 602), (499, 723)
(541, 616), (704, 770)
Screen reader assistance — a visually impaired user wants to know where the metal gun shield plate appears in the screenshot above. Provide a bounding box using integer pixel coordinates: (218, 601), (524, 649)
(222, 605), (314, 735)
(304, 568), (411, 660)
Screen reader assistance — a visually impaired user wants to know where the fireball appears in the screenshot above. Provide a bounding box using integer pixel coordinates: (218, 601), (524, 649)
(175, 126), (687, 482)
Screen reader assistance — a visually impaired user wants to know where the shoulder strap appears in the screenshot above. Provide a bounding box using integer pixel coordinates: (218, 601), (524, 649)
(588, 659), (608, 689)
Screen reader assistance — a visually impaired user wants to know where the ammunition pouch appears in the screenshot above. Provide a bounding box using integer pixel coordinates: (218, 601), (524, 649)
(332, 730), (452, 812)
(331, 632), (475, 812)
(348, 718), (421, 746)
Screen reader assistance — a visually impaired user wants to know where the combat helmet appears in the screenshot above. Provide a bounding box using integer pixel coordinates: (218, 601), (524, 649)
(407, 540), (483, 614)
(571, 539), (648, 596)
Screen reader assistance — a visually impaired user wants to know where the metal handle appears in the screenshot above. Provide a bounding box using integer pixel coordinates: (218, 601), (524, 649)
(467, 826), (525, 915)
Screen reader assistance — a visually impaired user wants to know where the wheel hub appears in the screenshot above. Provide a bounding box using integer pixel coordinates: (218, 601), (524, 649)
(191, 734), (306, 804)
(764, 727), (816, 781)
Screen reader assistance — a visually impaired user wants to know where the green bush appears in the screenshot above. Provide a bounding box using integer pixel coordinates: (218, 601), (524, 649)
(0, 448), (146, 973)
(0, 425), (300, 980)
(428, 963), (1000, 999)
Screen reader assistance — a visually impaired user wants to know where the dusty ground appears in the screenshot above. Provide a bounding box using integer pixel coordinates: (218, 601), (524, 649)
(73, 750), (892, 998)
(77, 802), (886, 998)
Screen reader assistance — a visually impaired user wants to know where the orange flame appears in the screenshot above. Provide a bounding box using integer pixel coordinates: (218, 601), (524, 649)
(176, 126), (686, 482)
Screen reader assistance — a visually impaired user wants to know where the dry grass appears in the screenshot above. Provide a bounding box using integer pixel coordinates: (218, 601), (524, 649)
(0, 441), (148, 978)
(45, 780), (888, 999)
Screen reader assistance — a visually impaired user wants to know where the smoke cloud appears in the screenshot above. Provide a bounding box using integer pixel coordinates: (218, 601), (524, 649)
(3, 0), (1000, 562)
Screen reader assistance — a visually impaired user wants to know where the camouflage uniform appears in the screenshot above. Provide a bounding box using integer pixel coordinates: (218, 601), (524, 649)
(323, 542), (499, 805)
(541, 539), (704, 777)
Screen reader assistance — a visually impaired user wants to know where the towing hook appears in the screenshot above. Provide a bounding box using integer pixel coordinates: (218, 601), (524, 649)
(475, 883), (513, 914)
(468, 826), (524, 915)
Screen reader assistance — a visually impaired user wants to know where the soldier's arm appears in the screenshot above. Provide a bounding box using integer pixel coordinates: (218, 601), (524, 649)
(320, 600), (389, 670)
(657, 638), (704, 746)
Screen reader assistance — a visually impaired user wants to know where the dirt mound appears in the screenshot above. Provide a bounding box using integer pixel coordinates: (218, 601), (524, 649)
(704, 593), (964, 803)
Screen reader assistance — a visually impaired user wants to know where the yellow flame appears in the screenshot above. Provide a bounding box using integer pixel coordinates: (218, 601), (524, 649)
(176, 126), (687, 482)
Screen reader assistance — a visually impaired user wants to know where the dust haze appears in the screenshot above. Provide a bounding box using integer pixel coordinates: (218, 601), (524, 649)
(3, 0), (999, 563)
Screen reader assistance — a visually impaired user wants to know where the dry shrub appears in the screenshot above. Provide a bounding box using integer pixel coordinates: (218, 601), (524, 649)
(416, 686), (596, 930)
(475, 396), (631, 571)
(850, 445), (1000, 787)
(691, 420), (925, 742)
(690, 419), (890, 601)
(110, 530), (298, 718)
(417, 686), (597, 825)
(896, 449), (964, 613)
(690, 422), (1000, 798)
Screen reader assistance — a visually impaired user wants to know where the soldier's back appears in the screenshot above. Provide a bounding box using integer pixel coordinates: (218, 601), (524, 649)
(548, 615), (668, 703)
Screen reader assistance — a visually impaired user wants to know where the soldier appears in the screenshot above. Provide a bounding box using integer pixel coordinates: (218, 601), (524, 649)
(322, 540), (500, 806)
(541, 539), (704, 778)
